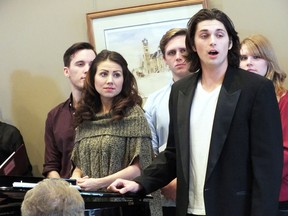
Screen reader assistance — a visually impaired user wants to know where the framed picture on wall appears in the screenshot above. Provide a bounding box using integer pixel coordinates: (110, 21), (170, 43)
(86, 0), (207, 99)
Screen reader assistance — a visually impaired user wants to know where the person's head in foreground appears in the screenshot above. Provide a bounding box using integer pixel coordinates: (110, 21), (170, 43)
(21, 178), (84, 216)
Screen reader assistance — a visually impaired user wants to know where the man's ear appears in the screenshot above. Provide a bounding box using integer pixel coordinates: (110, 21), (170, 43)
(228, 40), (233, 50)
(64, 67), (70, 78)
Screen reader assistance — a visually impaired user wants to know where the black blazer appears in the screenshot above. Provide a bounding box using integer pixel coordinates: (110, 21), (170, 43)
(136, 66), (283, 216)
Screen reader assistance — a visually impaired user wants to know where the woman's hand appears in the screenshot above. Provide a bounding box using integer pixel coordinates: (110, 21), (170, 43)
(77, 177), (103, 191)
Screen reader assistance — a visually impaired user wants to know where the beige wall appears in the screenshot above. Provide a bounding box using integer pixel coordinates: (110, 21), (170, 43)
(0, 0), (287, 177)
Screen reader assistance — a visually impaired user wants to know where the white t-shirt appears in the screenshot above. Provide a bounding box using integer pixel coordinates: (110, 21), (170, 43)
(187, 80), (221, 215)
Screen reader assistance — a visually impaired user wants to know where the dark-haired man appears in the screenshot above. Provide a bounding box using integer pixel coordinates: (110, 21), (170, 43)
(42, 42), (96, 178)
(108, 9), (283, 216)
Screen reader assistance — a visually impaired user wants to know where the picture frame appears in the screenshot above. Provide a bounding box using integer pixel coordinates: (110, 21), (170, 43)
(86, 0), (207, 98)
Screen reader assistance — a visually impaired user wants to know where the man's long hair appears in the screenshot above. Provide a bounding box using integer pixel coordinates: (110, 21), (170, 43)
(186, 8), (240, 72)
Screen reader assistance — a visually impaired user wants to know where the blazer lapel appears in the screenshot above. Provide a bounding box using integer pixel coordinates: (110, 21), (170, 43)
(205, 68), (241, 181)
(177, 73), (199, 183)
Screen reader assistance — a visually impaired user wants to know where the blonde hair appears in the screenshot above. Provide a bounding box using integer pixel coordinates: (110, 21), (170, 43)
(21, 179), (84, 216)
(159, 28), (187, 57)
(241, 34), (287, 97)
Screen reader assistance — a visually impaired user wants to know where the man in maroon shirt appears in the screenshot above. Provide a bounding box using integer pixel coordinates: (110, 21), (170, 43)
(42, 42), (96, 178)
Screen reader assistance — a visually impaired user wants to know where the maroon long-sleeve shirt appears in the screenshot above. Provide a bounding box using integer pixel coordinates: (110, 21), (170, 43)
(42, 95), (75, 178)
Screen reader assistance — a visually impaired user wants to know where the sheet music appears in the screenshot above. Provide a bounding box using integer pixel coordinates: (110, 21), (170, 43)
(13, 181), (37, 188)
(13, 181), (81, 190)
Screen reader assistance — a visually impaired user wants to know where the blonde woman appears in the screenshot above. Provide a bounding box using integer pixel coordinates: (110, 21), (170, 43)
(240, 34), (288, 216)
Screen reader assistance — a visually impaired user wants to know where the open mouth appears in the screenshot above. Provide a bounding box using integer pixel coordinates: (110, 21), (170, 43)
(208, 50), (219, 55)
